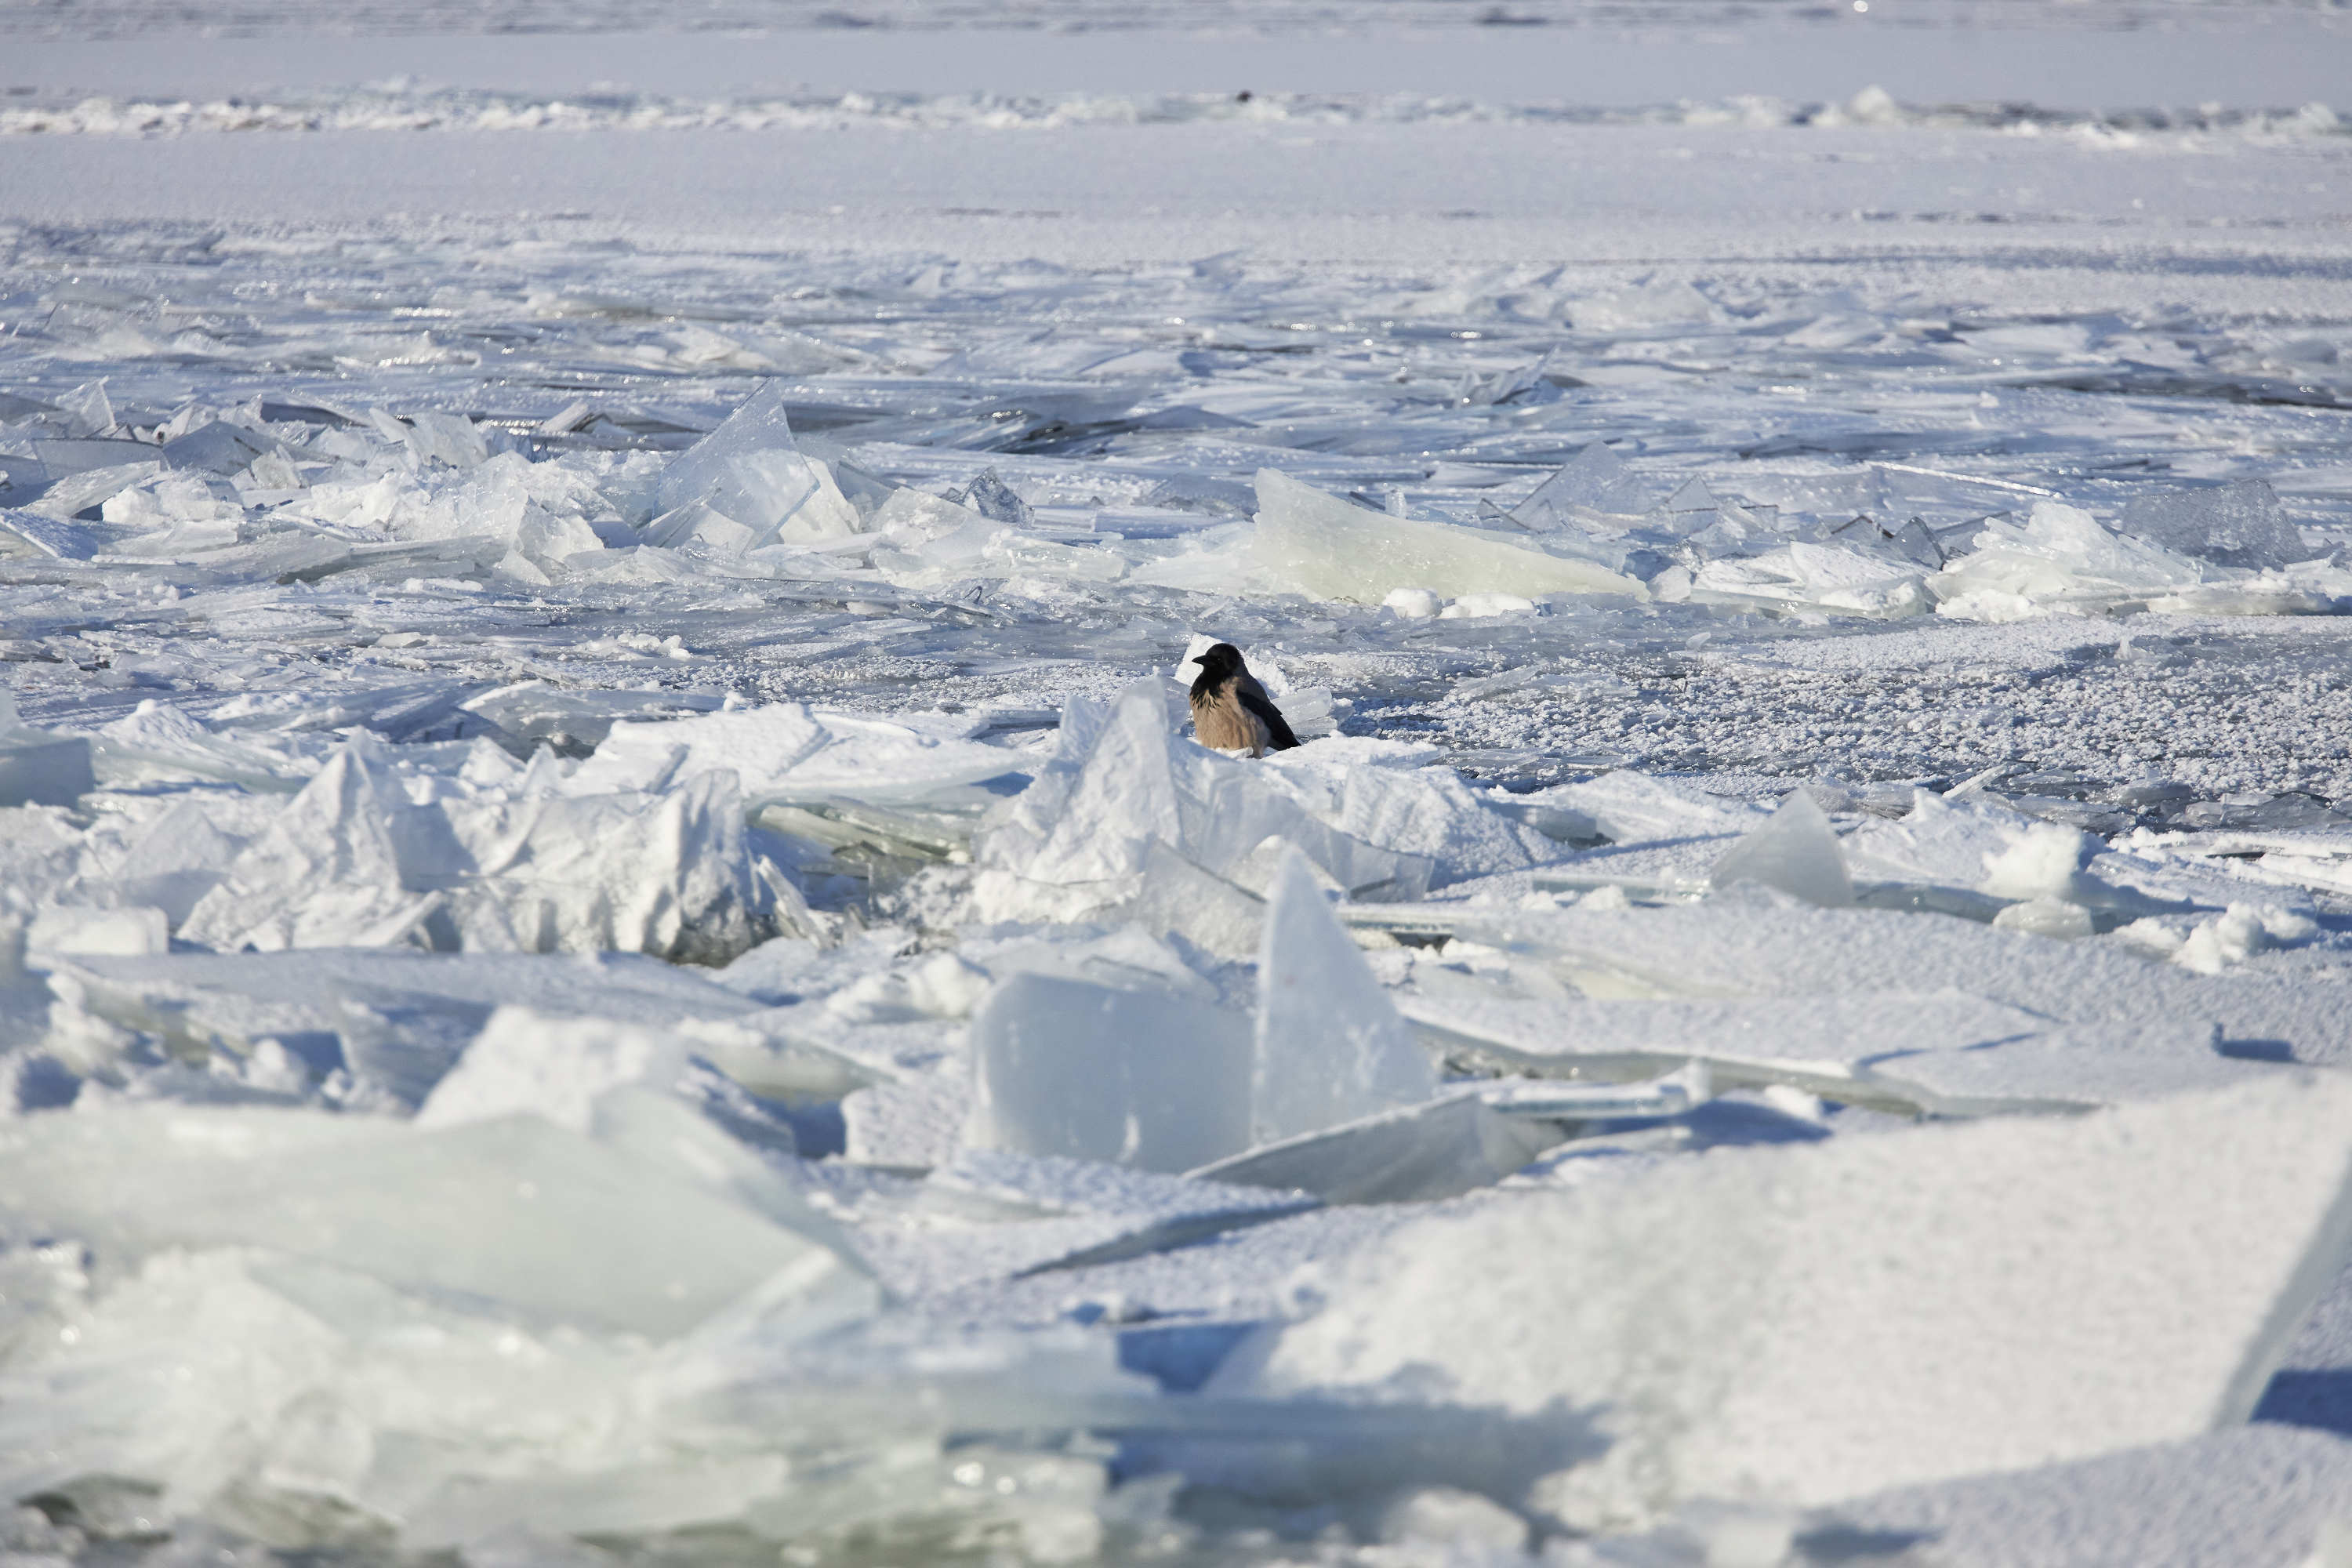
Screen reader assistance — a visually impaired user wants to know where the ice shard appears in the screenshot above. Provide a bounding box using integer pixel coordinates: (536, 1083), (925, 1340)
(1252, 844), (1436, 1146)
(2123, 479), (2308, 571)
(1709, 790), (1855, 908)
(1512, 441), (1644, 527)
(650, 381), (860, 551)
(964, 971), (1254, 1174)
(180, 734), (447, 952)
(1192, 1091), (1560, 1207)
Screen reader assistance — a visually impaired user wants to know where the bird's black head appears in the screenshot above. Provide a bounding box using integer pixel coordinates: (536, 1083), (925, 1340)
(1197, 642), (1243, 676)
(1189, 642), (1243, 699)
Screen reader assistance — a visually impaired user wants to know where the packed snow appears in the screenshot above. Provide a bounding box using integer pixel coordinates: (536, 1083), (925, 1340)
(3, 4), (2352, 1565)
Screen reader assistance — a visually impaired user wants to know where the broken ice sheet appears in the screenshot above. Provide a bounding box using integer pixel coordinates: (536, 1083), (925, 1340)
(971, 678), (1434, 942)
(34, 945), (774, 1111)
(646, 380), (861, 553)
(1215, 1073), (2352, 1519)
(1251, 468), (1645, 604)
(1689, 541), (1930, 619)
(173, 732), (786, 961)
(568, 699), (1026, 808)
(0, 1098), (875, 1341)
(1931, 500), (2210, 621)
(1370, 897), (2351, 1061)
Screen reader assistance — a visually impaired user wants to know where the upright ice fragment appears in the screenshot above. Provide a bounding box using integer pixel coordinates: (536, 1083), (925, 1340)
(180, 733), (442, 951)
(1512, 442), (1644, 527)
(965, 971), (1253, 1174)
(648, 381), (859, 551)
(1216, 1073), (2352, 1513)
(1253, 844), (1436, 1145)
(2123, 480), (2307, 571)
(1252, 470), (1642, 604)
(1709, 791), (1854, 907)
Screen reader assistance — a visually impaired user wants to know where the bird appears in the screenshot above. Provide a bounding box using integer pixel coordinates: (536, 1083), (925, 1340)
(1188, 642), (1301, 757)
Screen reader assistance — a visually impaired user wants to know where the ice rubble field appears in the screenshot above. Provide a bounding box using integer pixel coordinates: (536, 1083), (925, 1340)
(7, 8), (2352, 1566)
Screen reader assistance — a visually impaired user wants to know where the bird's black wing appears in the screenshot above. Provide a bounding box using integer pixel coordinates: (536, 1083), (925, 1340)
(1236, 681), (1301, 750)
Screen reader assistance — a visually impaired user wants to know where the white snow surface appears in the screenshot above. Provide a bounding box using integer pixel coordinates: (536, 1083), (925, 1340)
(3, 9), (2352, 1567)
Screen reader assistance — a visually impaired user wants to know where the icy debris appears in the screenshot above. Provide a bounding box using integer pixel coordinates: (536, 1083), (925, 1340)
(92, 699), (310, 793)
(1266, 744), (1557, 885)
(0, 692), (95, 808)
(965, 971), (1254, 1174)
(974, 679), (1432, 947)
(25, 905), (168, 959)
(1993, 897), (2096, 940)
(179, 733), (783, 961)
(172, 735), (465, 952)
(0, 1107), (924, 1551)
(1477, 1060), (1713, 1121)
(1932, 501), (2206, 620)
(416, 1006), (686, 1132)
(26, 459), (162, 524)
(571, 701), (1022, 808)
(1570, 278), (1718, 332)
(1218, 1074), (2352, 1515)
(646, 381), (860, 554)
(2123, 479), (2309, 571)
(1378, 896), (2343, 1062)
(393, 409), (493, 470)
(953, 468), (1035, 528)
(1709, 791), (1855, 908)
(1403, 990), (2054, 1104)
(865, 1147), (1317, 1284)
(1251, 469), (1644, 604)
(2175, 903), (2321, 975)
(1440, 591), (1538, 619)
(1377, 1486), (1531, 1552)
(1864, 1018), (2272, 1114)
(1253, 845), (1438, 1146)
(159, 419), (279, 477)
(1381, 586), (1442, 618)
(0, 506), (104, 559)
(56, 377), (114, 436)
(1515, 769), (1762, 846)
(1512, 442), (1648, 528)
(966, 848), (1458, 1186)
(1690, 542), (1929, 618)
(1842, 787), (2038, 886)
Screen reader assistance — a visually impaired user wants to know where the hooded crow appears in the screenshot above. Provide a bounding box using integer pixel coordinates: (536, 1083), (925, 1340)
(1188, 642), (1301, 757)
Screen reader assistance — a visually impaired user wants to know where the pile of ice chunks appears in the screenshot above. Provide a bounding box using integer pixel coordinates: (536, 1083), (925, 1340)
(5, 251), (2352, 1563)
(7, 595), (2352, 1564)
(4, 366), (2348, 633)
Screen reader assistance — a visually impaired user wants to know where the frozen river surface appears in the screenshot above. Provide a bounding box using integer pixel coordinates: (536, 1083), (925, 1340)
(5, 11), (2352, 1567)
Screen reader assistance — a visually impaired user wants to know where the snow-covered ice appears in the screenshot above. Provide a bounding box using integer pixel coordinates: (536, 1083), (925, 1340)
(2, 2), (2351, 1563)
